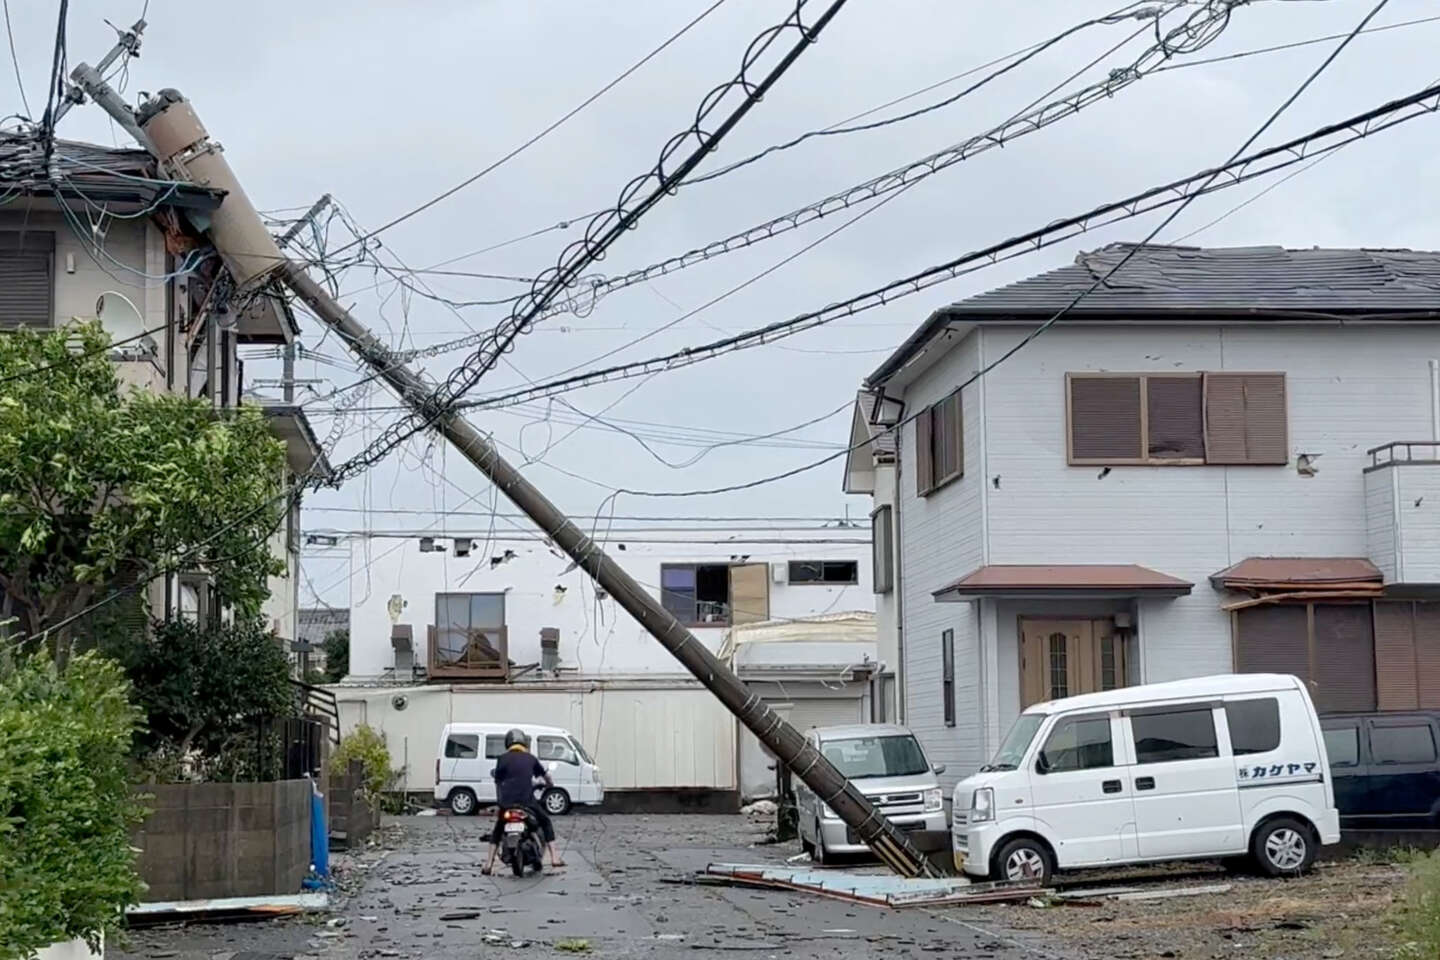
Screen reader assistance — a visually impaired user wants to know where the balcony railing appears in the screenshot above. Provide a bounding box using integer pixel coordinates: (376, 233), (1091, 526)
(427, 625), (509, 681)
(1367, 441), (1440, 470)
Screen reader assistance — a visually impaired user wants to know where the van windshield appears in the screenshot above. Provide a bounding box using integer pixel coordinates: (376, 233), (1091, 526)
(982, 714), (1044, 771)
(819, 735), (929, 779)
(569, 737), (593, 765)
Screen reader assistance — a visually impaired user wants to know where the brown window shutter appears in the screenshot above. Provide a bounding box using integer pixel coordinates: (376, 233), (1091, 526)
(1416, 602), (1440, 709)
(1235, 605), (1309, 680)
(915, 405), (934, 495)
(1203, 373), (1288, 465)
(0, 231), (55, 329)
(1146, 375), (1204, 459)
(1068, 376), (1142, 461)
(948, 391), (964, 478)
(1311, 604), (1377, 713)
(1374, 601), (1420, 710)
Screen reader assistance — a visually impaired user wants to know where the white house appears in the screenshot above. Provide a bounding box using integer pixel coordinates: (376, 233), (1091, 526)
(851, 243), (1440, 793)
(332, 526), (881, 802)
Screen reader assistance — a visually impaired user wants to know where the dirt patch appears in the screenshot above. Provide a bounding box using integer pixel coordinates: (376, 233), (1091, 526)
(961, 858), (1407, 959)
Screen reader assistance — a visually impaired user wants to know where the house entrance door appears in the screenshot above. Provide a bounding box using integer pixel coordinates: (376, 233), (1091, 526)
(1020, 618), (1125, 709)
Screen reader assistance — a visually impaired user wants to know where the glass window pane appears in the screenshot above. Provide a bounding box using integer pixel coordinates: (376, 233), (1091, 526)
(484, 736), (507, 759)
(1324, 727), (1359, 767)
(789, 561), (823, 583)
(1133, 706), (1219, 764)
(1372, 724), (1437, 764)
(661, 566), (696, 589)
(437, 594), (469, 630)
(445, 734), (479, 759)
(537, 735), (578, 764)
(470, 594), (504, 628)
(1048, 633), (1068, 700)
(1225, 698), (1281, 756)
(1040, 717), (1113, 773)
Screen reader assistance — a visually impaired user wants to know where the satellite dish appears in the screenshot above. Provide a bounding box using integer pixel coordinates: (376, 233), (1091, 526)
(94, 291), (144, 341)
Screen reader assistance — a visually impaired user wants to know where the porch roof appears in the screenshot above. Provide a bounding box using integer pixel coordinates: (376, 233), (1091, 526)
(932, 564), (1193, 602)
(1210, 556), (1382, 594)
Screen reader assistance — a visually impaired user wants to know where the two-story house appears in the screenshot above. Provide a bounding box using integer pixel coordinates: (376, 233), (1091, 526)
(849, 243), (1440, 791)
(0, 132), (326, 651)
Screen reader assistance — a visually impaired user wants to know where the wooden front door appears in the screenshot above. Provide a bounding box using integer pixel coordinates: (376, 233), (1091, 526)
(1020, 618), (1126, 709)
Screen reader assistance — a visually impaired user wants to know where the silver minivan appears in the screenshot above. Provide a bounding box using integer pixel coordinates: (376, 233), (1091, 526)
(794, 723), (947, 862)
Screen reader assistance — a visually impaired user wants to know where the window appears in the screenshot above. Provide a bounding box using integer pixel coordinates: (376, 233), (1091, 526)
(484, 735), (507, 759)
(1048, 632), (1069, 700)
(1371, 724), (1438, 765)
(916, 390), (963, 495)
(1225, 698), (1281, 756)
(871, 506), (894, 594)
(1324, 726), (1359, 767)
(819, 735), (929, 779)
(435, 592), (506, 665)
(1066, 372), (1286, 466)
(1038, 716), (1113, 773)
(0, 231), (55, 329)
(788, 560), (859, 585)
(660, 563), (732, 625)
(444, 734), (479, 759)
(941, 628), (955, 728)
(537, 735), (579, 765)
(1132, 706), (1219, 764)
(569, 737), (593, 765)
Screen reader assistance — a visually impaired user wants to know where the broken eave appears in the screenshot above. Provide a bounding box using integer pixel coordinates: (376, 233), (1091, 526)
(261, 404), (332, 481)
(1210, 557), (1383, 596)
(933, 564), (1193, 602)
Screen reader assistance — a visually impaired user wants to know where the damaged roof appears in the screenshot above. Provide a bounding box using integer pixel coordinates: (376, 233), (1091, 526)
(869, 243), (1440, 386)
(0, 132), (224, 211)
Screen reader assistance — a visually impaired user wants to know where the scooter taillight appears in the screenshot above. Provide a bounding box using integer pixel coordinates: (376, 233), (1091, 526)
(503, 809), (526, 822)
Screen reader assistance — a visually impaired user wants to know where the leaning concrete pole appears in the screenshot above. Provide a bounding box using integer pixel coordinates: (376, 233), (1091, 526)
(85, 83), (935, 877)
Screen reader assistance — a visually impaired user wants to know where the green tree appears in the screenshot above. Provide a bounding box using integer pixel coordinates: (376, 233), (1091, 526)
(322, 627), (349, 683)
(109, 616), (295, 762)
(0, 653), (145, 958)
(0, 322), (287, 663)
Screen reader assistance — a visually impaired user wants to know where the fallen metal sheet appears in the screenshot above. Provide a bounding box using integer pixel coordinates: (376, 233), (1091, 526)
(127, 892), (329, 919)
(702, 863), (1043, 907)
(1113, 883), (1232, 901)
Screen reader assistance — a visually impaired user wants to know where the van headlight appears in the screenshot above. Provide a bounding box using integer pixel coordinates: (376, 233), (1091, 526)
(969, 787), (995, 824)
(923, 788), (943, 813)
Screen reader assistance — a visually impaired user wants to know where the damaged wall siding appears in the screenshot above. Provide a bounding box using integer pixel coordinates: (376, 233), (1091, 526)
(896, 333), (987, 792)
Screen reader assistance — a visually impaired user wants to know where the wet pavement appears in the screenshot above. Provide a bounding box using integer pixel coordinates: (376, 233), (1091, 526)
(116, 814), (1043, 959)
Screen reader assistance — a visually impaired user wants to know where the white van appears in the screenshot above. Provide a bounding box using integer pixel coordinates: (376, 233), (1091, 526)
(434, 723), (603, 817)
(952, 673), (1340, 884)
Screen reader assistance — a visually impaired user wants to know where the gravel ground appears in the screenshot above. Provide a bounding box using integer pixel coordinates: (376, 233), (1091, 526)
(112, 814), (1415, 960)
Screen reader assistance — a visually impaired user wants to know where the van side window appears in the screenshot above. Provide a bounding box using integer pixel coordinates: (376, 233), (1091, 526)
(537, 735), (579, 765)
(1132, 706), (1219, 764)
(1224, 698), (1280, 756)
(484, 735), (507, 759)
(1371, 724), (1437, 765)
(1038, 716), (1113, 773)
(445, 734), (479, 759)
(1323, 727), (1359, 767)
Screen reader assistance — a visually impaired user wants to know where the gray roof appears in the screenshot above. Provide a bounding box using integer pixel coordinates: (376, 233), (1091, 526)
(0, 133), (223, 211)
(869, 243), (1440, 386)
(298, 606), (348, 647)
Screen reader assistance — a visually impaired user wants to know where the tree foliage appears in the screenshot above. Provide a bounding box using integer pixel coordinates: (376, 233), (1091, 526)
(0, 322), (287, 661)
(321, 627), (349, 683)
(108, 616), (295, 765)
(0, 653), (145, 958)
(331, 723), (399, 800)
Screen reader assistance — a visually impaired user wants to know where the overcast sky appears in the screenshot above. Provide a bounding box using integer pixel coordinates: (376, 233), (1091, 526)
(12, 0), (1438, 605)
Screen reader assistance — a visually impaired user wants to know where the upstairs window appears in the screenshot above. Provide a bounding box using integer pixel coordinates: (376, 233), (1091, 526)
(871, 506), (894, 594)
(0, 231), (54, 329)
(916, 390), (962, 495)
(660, 563), (732, 625)
(788, 560), (859, 585)
(1066, 372), (1286, 466)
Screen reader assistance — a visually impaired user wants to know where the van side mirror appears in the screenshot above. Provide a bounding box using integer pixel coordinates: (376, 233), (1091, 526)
(1035, 753), (1050, 775)
(932, 764), (946, 776)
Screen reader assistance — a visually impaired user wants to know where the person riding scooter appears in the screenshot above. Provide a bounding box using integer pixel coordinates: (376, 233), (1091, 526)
(481, 728), (565, 874)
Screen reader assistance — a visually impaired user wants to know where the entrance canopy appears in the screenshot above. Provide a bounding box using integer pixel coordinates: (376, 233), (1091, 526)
(932, 564), (1192, 602)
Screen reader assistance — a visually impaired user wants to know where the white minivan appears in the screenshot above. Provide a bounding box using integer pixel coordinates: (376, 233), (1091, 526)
(434, 722), (604, 817)
(952, 673), (1340, 884)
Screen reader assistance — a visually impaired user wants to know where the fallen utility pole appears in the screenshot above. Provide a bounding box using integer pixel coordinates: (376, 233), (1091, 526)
(69, 79), (935, 877)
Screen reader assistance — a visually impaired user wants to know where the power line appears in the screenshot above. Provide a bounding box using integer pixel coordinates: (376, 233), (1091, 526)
(331, 0), (731, 254)
(304, 507), (867, 523)
(1154, 10), (1440, 74)
(2, 0), (30, 119)
(598, 0), (1396, 504)
(0, 323), (169, 386)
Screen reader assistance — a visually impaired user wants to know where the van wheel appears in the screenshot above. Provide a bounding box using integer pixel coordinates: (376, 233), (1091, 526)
(1252, 817), (1315, 876)
(541, 787), (571, 816)
(813, 820), (831, 866)
(994, 837), (1053, 886)
(448, 788), (478, 817)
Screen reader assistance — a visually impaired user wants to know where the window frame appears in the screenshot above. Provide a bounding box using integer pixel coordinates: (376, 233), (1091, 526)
(1368, 720), (1438, 767)
(1036, 713), (1115, 775)
(537, 734), (580, 765)
(917, 389), (963, 496)
(871, 505), (894, 594)
(787, 559), (860, 586)
(1323, 724), (1361, 768)
(484, 735), (507, 759)
(659, 562), (733, 627)
(941, 628), (955, 728)
(444, 733), (480, 759)
(1129, 703), (1221, 765)
(1224, 697), (1282, 757)
(0, 230), (56, 330)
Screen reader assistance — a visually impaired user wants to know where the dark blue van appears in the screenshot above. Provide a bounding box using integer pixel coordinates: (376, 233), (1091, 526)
(1320, 712), (1440, 829)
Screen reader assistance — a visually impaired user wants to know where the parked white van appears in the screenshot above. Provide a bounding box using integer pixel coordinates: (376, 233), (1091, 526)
(434, 723), (603, 817)
(952, 674), (1340, 884)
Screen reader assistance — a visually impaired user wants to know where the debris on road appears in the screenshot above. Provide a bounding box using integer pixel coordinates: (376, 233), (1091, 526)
(740, 799), (778, 818)
(1050, 882), (1234, 904)
(125, 891), (329, 925)
(554, 938), (592, 952)
(697, 863), (1045, 907)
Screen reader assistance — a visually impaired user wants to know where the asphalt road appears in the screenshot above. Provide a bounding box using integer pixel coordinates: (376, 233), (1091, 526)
(116, 813), (1046, 960)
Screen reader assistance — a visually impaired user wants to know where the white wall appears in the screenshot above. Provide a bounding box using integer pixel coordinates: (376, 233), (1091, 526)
(345, 529), (874, 678)
(895, 321), (1440, 785)
(333, 680), (736, 793)
(872, 463), (900, 688)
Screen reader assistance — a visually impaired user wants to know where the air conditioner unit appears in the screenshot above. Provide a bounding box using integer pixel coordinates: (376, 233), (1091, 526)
(419, 537), (438, 553)
(454, 537), (473, 557)
(772, 562), (788, 584)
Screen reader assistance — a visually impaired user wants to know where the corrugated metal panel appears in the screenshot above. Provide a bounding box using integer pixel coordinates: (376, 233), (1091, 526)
(1235, 605), (1308, 678)
(0, 230), (53, 329)
(1146, 375), (1204, 459)
(1203, 373), (1288, 465)
(1374, 601), (1418, 710)
(1069, 376), (1142, 461)
(1312, 604), (1376, 713)
(1415, 602), (1440, 709)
